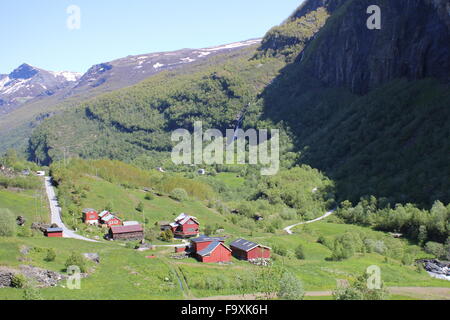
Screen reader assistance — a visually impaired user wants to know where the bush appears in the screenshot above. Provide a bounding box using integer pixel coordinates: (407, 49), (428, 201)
(45, 248), (56, 262)
(136, 201), (144, 212)
(170, 188), (189, 202)
(23, 285), (43, 300)
(425, 242), (447, 259)
(278, 272), (305, 300)
(273, 244), (288, 257)
(0, 208), (16, 237)
(295, 245), (306, 260)
(65, 252), (87, 273)
(11, 274), (27, 288)
(145, 193), (155, 201)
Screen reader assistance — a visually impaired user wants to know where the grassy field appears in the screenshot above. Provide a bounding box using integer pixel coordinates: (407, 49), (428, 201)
(0, 169), (449, 300)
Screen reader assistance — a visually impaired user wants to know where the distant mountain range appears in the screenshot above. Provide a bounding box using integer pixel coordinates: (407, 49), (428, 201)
(0, 39), (261, 116)
(0, 39), (261, 153)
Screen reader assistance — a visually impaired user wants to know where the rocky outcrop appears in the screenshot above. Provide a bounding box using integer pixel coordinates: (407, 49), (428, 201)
(418, 259), (450, 281)
(0, 265), (65, 288)
(302, 0), (450, 94)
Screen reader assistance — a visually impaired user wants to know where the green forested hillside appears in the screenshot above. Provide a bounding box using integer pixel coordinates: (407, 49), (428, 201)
(28, 0), (450, 208)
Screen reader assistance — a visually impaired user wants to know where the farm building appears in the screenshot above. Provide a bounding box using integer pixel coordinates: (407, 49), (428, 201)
(44, 227), (63, 238)
(196, 241), (232, 263)
(108, 224), (144, 241)
(170, 213), (199, 238)
(82, 208), (99, 225)
(230, 238), (271, 260)
(99, 211), (122, 227)
(191, 236), (226, 252)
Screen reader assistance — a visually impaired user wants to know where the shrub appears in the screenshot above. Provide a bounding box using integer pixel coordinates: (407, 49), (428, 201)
(136, 201), (144, 212)
(45, 248), (56, 262)
(170, 188), (189, 202)
(65, 252), (87, 273)
(425, 242), (447, 259)
(273, 244), (288, 257)
(23, 285), (43, 300)
(0, 208), (16, 237)
(11, 274), (27, 288)
(295, 245), (306, 260)
(145, 193), (155, 201)
(278, 272), (305, 300)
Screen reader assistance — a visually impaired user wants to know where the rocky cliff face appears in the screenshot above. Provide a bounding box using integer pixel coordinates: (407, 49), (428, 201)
(301, 0), (450, 94)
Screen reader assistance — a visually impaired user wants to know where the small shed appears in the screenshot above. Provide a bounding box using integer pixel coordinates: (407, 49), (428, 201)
(230, 238), (271, 260)
(44, 227), (63, 238)
(196, 241), (232, 263)
(109, 225), (144, 241)
(82, 208), (99, 225)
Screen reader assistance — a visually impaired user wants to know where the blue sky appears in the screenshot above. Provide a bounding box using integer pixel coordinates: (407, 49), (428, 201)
(0, 0), (302, 74)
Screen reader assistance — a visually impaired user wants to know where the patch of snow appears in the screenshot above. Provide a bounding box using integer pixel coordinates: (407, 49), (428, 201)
(197, 52), (211, 58)
(181, 57), (196, 63)
(153, 63), (165, 69)
(203, 39), (262, 52)
(51, 71), (81, 82)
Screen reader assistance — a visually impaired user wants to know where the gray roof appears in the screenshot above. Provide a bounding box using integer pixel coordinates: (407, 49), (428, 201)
(191, 235), (226, 243)
(230, 238), (271, 252)
(197, 241), (231, 257)
(82, 208), (96, 213)
(46, 227), (63, 232)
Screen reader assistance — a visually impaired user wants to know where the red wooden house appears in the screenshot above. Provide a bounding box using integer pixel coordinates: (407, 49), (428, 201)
(170, 213), (199, 238)
(44, 227), (63, 238)
(196, 241), (232, 263)
(230, 238), (271, 261)
(99, 211), (122, 227)
(190, 236), (231, 263)
(82, 208), (99, 225)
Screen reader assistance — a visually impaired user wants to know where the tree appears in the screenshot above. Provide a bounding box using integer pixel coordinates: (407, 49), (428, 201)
(45, 248), (56, 262)
(418, 225), (427, 246)
(0, 208), (16, 237)
(278, 272), (305, 300)
(295, 244), (305, 260)
(160, 229), (174, 242)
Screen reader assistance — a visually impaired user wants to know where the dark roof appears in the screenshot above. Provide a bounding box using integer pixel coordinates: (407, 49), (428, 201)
(230, 238), (271, 252)
(197, 242), (231, 257)
(46, 227), (63, 233)
(110, 225), (143, 234)
(191, 235), (226, 243)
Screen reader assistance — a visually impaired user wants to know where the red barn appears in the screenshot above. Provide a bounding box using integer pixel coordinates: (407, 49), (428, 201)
(44, 227), (63, 238)
(196, 241), (232, 263)
(170, 213), (199, 238)
(191, 236), (226, 252)
(230, 238), (271, 260)
(82, 208), (99, 225)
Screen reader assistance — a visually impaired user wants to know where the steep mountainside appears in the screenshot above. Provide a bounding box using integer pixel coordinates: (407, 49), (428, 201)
(261, 0), (450, 205)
